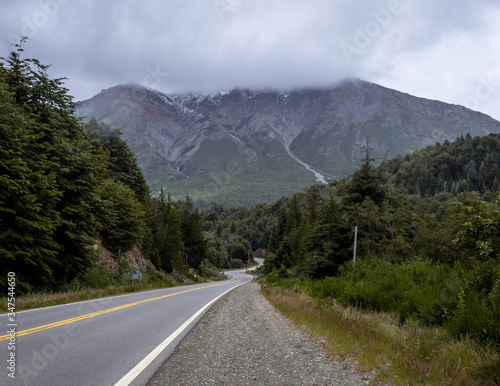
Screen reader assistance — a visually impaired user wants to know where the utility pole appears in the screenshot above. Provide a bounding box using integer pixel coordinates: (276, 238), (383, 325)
(353, 226), (358, 266)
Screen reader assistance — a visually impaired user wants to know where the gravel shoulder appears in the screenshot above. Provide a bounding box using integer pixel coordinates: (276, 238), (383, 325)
(149, 278), (377, 385)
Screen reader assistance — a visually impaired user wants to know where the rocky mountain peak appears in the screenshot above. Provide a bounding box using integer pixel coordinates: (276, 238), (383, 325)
(76, 80), (500, 206)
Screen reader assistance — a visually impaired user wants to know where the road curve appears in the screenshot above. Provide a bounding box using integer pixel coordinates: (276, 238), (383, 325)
(1, 270), (252, 386)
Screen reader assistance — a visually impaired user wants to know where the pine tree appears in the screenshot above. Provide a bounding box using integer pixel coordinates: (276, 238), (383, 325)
(343, 146), (387, 206)
(180, 194), (207, 268)
(465, 160), (478, 190)
(160, 192), (184, 271)
(267, 220), (280, 254)
(1, 39), (146, 289)
(303, 196), (351, 278)
(0, 70), (60, 290)
(2, 39), (109, 288)
(83, 119), (149, 202)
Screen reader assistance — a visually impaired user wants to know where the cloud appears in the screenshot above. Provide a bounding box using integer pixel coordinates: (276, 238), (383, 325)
(1, 0), (499, 120)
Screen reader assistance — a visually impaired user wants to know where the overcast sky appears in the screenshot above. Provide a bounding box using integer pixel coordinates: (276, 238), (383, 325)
(1, 0), (500, 120)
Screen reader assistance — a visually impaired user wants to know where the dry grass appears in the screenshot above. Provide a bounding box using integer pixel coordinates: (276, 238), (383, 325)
(0, 279), (184, 313)
(261, 283), (500, 385)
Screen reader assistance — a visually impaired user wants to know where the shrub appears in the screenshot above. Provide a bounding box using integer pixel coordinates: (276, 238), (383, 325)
(199, 258), (224, 280)
(444, 261), (500, 349)
(267, 258), (500, 349)
(229, 258), (244, 269)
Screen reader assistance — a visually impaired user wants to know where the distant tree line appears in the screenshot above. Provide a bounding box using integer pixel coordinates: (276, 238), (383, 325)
(386, 133), (500, 197)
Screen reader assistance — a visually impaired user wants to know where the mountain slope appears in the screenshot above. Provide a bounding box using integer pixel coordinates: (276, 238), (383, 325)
(76, 80), (500, 206)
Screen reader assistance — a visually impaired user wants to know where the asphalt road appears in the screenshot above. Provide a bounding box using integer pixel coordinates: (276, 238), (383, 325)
(0, 269), (254, 386)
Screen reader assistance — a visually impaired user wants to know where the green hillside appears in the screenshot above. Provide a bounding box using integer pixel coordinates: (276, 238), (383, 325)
(163, 136), (317, 207)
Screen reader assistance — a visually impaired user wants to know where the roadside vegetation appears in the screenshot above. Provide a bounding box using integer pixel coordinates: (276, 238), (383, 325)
(262, 282), (499, 385)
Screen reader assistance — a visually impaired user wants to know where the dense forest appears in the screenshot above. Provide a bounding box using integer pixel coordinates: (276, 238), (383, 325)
(1, 42), (499, 354)
(0, 41), (218, 293)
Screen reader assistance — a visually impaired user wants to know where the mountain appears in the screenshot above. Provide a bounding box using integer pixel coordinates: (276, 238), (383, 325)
(75, 79), (500, 206)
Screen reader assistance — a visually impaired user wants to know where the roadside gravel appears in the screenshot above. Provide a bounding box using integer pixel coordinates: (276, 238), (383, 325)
(149, 278), (379, 385)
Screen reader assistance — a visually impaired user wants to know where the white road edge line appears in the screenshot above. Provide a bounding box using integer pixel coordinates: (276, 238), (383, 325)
(114, 280), (249, 386)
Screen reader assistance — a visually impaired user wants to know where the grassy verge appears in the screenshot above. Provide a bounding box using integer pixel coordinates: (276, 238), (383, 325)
(261, 283), (500, 385)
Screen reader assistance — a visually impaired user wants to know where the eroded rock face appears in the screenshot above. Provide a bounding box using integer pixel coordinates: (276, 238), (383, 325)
(94, 239), (148, 274)
(124, 246), (148, 274)
(77, 80), (500, 205)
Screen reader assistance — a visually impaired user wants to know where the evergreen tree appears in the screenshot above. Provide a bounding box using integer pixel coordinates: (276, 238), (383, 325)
(1, 39), (110, 287)
(83, 119), (149, 202)
(0, 69), (60, 290)
(1, 40), (150, 290)
(97, 179), (146, 254)
(180, 194), (207, 268)
(267, 220), (280, 254)
(343, 146), (387, 206)
(303, 196), (351, 278)
(159, 192), (184, 272)
(142, 190), (184, 272)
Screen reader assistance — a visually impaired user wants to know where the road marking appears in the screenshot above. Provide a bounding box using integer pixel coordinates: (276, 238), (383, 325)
(114, 280), (248, 386)
(7, 282), (213, 315)
(0, 279), (242, 342)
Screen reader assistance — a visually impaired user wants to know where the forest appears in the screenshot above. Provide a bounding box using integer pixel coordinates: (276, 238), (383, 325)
(1, 42), (499, 359)
(0, 41), (214, 293)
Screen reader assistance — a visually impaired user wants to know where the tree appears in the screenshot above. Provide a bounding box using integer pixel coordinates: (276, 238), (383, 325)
(465, 160), (478, 190)
(143, 190), (184, 272)
(97, 179), (146, 254)
(302, 196), (351, 278)
(226, 242), (248, 262)
(0, 68), (60, 290)
(1, 39), (150, 290)
(1, 39), (111, 287)
(343, 146), (387, 206)
(83, 119), (149, 202)
(454, 197), (500, 260)
(180, 194), (207, 268)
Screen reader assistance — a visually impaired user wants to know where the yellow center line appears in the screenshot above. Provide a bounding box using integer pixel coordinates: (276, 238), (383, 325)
(0, 278), (242, 341)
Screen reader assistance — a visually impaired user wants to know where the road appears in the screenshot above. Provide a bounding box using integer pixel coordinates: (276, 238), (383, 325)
(0, 269), (253, 385)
